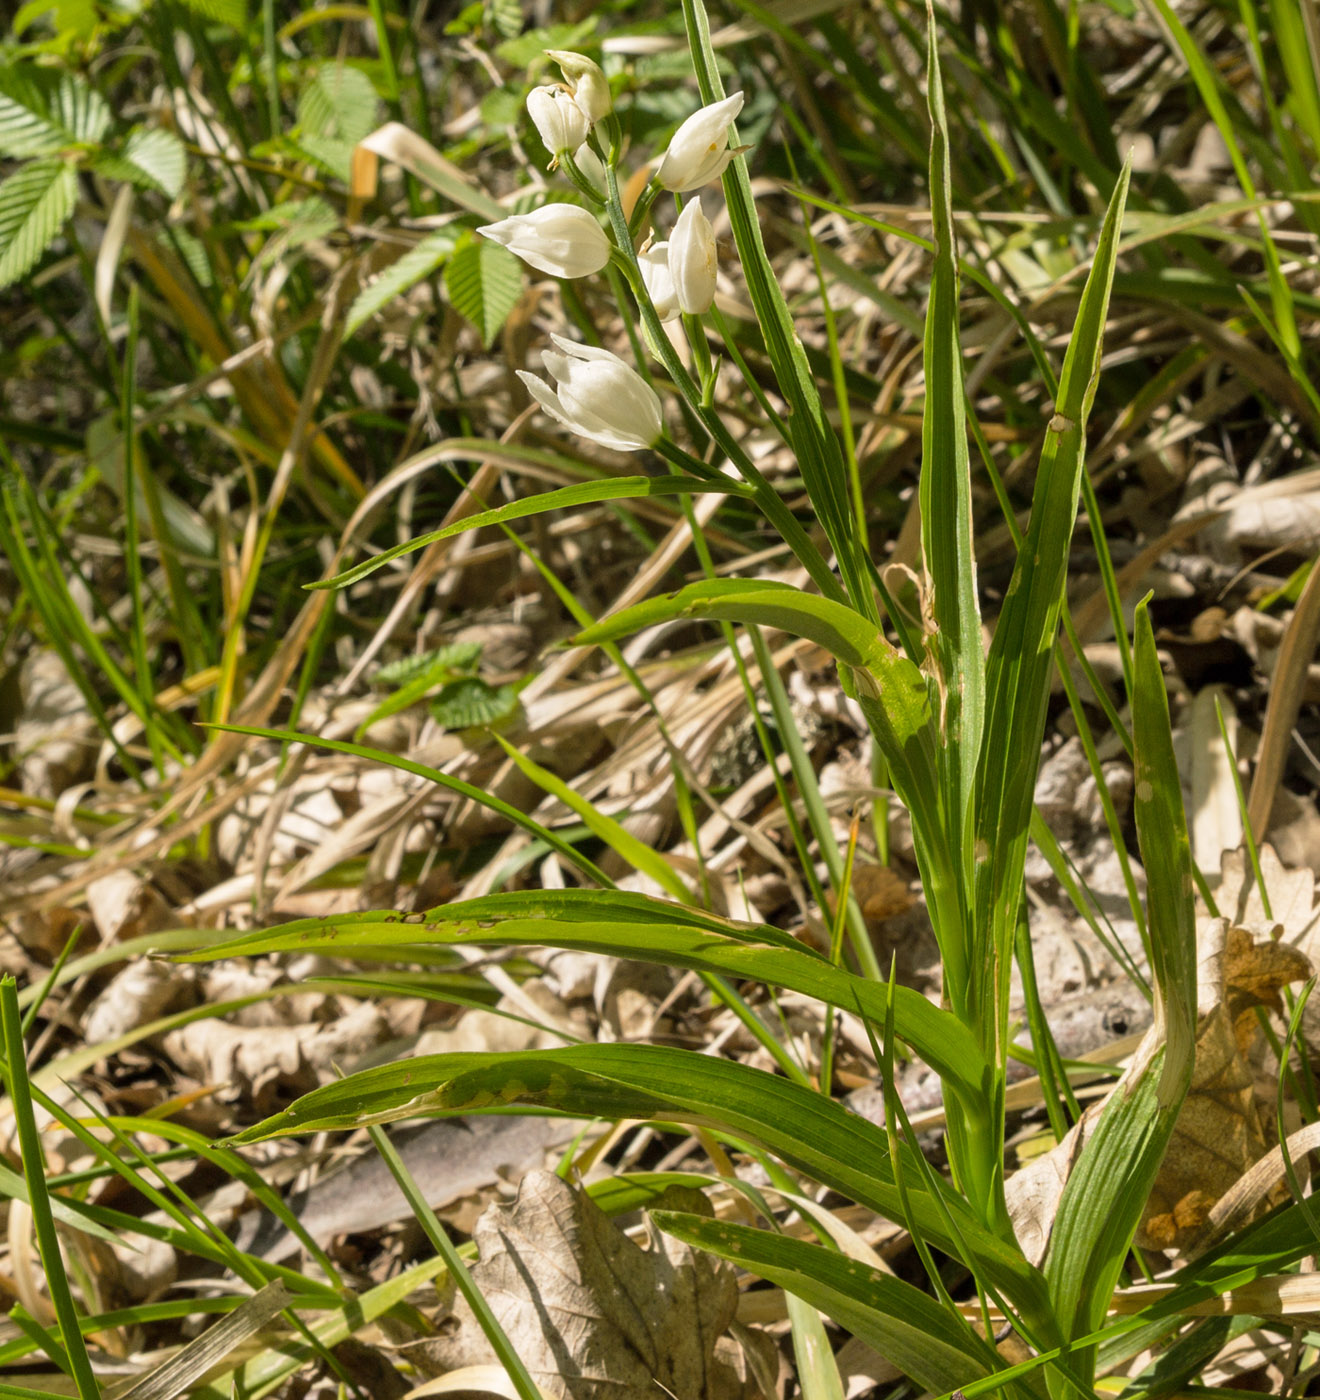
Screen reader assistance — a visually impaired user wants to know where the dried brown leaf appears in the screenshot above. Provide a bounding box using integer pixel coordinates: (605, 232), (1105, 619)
(420, 1171), (742, 1400)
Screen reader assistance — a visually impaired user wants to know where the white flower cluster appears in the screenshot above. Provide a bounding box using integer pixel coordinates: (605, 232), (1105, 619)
(475, 51), (748, 452)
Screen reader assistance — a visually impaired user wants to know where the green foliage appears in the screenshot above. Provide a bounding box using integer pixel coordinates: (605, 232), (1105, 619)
(444, 233), (523, 347)
(0, 157), (76, 286)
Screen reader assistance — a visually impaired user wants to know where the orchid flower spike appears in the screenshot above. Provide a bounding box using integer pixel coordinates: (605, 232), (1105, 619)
(517, 335), (664, 452)
(476, 204), (611, 279)
(544, 50), (612, 125)
(655, 93), (746, 192)
(526, 85), (589, 164)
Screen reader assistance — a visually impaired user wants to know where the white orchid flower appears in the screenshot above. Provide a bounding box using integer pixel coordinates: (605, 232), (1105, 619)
(526, 85), (589, 161)
(655, 93), (745, 192)
(517, 335), (663, 452)
(476, 204), (611, 279)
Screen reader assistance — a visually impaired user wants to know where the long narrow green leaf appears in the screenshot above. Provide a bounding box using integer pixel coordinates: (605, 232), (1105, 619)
(178, 886), (984, 1101)
(919, 4), (983, 922)
(677, 0), (873, 619)
(230, 1042), (1051, 1319)
(314, 477), (749, 590)
(971, 157), (1132, 1062)
(1041, 599), (1196, 1387)
(653, 1212), (1018, 1397)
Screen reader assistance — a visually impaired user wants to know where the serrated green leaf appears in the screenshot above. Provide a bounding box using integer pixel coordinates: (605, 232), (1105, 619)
(0, 158), (77, 288)
(0, 67), (108, 157)
(117, 126), (185, 196)
(298, 63), (380, 146)
(345, 228), (458, 335)
(444, 237), (522, 347)
(294, 134), (354, 182)
(430, 677), (519, 730)
(376, 642), (482, 686)
(234, 197), (336, 233)
(486, 0), (522, 39)
(51, 72), (109, 144)
(175, 0), (246, 25)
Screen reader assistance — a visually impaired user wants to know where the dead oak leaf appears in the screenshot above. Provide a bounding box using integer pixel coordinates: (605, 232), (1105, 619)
(421, 1171), (742, 1400)
(1139, 917), (1309, 1251)
(1009, 917), (1310, 1263)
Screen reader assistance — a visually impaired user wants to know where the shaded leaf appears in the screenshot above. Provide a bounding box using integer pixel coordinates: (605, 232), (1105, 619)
(445, 235), (523, 347)
(298, 63), (380, 146)
(0, 158), (78, 288)
(346, 228), (458, 336)
(430, 677), (519, 730)
(0, 66), (108, 157)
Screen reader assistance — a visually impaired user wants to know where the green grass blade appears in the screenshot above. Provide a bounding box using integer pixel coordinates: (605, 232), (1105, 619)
(920, 2), (984, 895)
(367, 1122), (543, 1400)
(0, 977), (102, 1400)
(1040, 598), (1196, 1385)
(207, 723), (614, 888)
(677, 0), (874, 619)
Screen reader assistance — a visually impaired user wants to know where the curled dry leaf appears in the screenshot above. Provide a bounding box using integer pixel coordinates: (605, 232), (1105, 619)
(419, 1171), (745, 1400)
(159, 999), (387, 1109)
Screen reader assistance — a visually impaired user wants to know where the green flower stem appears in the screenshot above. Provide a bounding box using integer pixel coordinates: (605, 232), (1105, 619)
(628, 179), (662, 239)
(602, 162), (841, 602)
(682, 311), (717, 405)
(560, 148), (605, 205)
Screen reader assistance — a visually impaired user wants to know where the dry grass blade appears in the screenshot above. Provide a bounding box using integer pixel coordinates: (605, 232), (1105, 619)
(111, 1282), (295, 1400)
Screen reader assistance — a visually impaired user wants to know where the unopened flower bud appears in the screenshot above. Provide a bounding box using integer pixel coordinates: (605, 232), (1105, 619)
(669, 198), (717, 315)
(655, 93), (746, 192)
(545, 50), (612, 125)
(477, 204), (611, 279)
(517, 334), (663, 452)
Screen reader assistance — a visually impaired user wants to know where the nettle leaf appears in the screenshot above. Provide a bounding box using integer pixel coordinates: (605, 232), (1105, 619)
(376, 642), (483, 687)
(292, 135), (354, 182)
(175, 0), (247, 26)
(444, 235), (522, 347)
(120, 127), (186, 197)
(0, 158), (78, 288)
(298, 64), (381, 146)
(430, 677), (520, 730)
(354, 642), (486, 739)
(486, 0), (523, 39)
(346, 228), (458, 336)
(0, 67), (109, 158)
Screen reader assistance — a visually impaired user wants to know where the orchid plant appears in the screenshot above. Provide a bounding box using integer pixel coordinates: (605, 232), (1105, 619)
(180, 5), (1279, 1399)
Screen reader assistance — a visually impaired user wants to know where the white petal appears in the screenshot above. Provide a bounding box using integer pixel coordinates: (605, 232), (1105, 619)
(516, 370), (570, 428)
